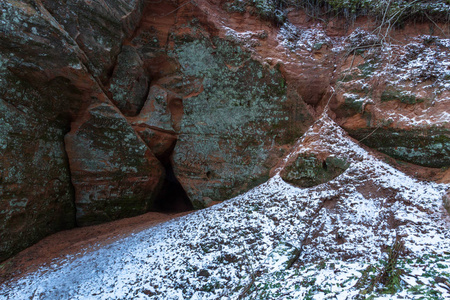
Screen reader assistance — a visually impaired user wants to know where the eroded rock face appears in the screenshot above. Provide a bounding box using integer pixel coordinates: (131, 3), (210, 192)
(130, 34), (302, 207)
(0, 85), (75, 261)
(65, 102), (164, 226)
(171, 38), (298, 207)
(0, 0), (149, 260)
(40, 0), (146, 83)
(330, 31), (450, 168)
(0, 0), (87, 261)
(347, 128), (450, 168)
(107, 46), (150, 116)
(121, 3), (315, 208)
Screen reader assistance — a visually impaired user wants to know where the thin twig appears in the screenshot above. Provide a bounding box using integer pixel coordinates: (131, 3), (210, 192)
(424, 12), (449, 38)
(358, 123), (382, 143)
(160, 0), (194, 17)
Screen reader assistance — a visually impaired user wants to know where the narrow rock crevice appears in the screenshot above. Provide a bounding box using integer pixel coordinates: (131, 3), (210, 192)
(61, 130), (78, 228)
(153, 140), (193, 212)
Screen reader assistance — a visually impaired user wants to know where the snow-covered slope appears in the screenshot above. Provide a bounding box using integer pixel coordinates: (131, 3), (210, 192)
(1, 115), (449, 299)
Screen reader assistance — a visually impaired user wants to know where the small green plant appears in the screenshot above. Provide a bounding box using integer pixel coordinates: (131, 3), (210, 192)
(317, 259), (327, 270)
(355, 237), (405, 295)
(382, 237), (405, 291)
(201, 279), (222, 292)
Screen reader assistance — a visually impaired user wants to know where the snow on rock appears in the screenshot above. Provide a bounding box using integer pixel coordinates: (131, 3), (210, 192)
(393, 37), (450, 91)
(279, 23), (332, 53)
(1, 115), (449, 299)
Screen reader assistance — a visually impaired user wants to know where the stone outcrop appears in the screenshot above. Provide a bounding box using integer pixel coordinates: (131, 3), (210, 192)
(0, 83), (75, 261)
(0, 0), (88, 262)
(65, 102), (164, 226)
(0, 0), (152, 260)
(123, 2), (315, 208)
(40, 0), (146, 83)
(329, 32), (450, 167)
(170, 38), (298, 207)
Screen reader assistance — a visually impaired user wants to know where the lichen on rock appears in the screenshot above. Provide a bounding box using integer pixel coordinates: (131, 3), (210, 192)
(0, 60), (75, 262)
(107, 45), (150, 116)
(65, 101), (165, 226)
(168, 37), (296, 207)
(281, 153), (350, 188)
(348, 128), (450, 168)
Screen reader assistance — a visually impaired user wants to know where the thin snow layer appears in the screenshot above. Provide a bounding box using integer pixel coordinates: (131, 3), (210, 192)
(279, 23), (332, 53)
(392, 39), (450, 91)
(223, 26), (267, 48)
(1, 116), (449, 299)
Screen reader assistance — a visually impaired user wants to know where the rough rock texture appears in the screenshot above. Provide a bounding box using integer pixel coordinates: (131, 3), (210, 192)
(107, 46), (150, 116)
(40, 0), (146, 83)
(0, 87), (75, 262)
(0, 0), (151, 260)
(0, 0), (87, 262)
(65, 102), (164, 226)
(129, 84), (180, 162)
(329, 32), (450, 167)
(171, 38), (296, 207)
(124, 1), (315, 207)
(281, 154), (350, 188)
(347, 128), (450, 168)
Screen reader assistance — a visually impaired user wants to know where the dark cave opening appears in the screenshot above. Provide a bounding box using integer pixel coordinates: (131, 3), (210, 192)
(153, 143), (193, 213)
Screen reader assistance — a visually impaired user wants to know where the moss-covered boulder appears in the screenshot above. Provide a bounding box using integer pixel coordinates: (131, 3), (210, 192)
(65, 102), (165, 226)
(281, 154), (350, 188)
(348, 128), (450, 168)
(168, 37), (308, 207)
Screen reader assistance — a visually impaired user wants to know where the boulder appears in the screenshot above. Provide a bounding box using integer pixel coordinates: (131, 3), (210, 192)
(65, 102), (165, 226)
(170, 38), (301, 207)
(281, 154), (350, 188)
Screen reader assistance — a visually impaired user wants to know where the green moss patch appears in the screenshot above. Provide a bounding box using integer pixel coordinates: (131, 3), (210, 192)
(381, 89), (424, 105)
(168, 35), (311, 206)
(348, 127), (450, 168)
(281, 154), (350, 188)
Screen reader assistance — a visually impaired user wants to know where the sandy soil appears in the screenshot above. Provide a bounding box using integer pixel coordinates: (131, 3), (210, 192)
(0, 211), (191, 285)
